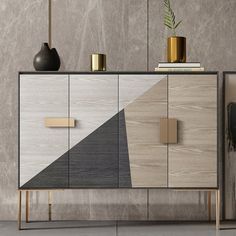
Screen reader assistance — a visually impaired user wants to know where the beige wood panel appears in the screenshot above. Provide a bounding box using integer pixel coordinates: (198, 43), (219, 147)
(120, 75), (168, 187)
(168, 74), (217, 188)
(20, 75), (69, 187)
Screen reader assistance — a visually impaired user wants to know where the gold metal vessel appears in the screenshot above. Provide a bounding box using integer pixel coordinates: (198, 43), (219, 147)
(91, 54), (106, 71)
(167, 36), (186, 63)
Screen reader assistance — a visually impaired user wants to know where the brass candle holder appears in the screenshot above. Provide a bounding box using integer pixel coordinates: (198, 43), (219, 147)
(91, 54), (106, 71)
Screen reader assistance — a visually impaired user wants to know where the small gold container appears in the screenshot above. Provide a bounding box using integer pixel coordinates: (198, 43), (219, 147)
(167, 36), (186, 63)
(91, 53), (106, 71)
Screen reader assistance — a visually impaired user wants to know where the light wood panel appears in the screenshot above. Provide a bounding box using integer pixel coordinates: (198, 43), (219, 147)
(119, 75), (168, 187)
(168, 74), (217, 188)
(20, 74), (69, 187)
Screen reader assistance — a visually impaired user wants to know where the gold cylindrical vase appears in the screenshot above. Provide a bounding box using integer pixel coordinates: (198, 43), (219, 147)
(91, 54), (106, 71)
(167, 36), (186, 63)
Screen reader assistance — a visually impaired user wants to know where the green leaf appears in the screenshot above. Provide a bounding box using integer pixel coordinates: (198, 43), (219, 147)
(164, 22), (173, 29)
(164, 2), (170, 8)
(164, 0), (181, 34)
(164, 15), (172, 21)
(170, 9), (175, 25)
(164, 0), (170, 7)
(164, 19), (174, 29)
(174, 20), (182, 29)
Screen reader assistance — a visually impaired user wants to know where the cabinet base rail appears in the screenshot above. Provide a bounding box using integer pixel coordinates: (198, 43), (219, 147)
(18, 189), (220, 230)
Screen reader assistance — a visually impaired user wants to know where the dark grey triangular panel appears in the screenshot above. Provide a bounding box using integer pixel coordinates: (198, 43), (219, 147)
(69, 112), (119, 187)
(21, 110), (131, 189)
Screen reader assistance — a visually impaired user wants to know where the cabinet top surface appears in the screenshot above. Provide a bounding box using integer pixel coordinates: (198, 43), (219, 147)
(19, 71), (218, 75)
(223, 71), (236, 75)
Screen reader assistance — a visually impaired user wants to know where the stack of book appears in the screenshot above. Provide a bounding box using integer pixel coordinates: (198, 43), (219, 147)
(155, 62), (204, 72)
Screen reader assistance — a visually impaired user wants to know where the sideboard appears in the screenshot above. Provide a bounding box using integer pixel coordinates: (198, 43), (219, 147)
(18, 71), (220, 229)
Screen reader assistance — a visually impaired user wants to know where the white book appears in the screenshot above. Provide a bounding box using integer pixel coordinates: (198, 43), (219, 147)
(158, 62), (201, 68)
(155, 67), (205, 72)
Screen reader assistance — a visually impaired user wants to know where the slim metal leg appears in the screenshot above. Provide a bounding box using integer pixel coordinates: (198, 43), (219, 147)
(207, 191), (212, 221)
(48, 191), (52, 221)
(26, 191), (29, 223)
(18, 191), (22, 230)
(216, 190), (220, 230)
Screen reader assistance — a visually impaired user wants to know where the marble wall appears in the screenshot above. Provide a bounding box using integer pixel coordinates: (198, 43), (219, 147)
(0, 0), (48, 220)
(0, 0), (236, 220)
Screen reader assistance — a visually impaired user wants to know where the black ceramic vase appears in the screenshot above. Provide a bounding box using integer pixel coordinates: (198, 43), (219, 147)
(33, 43), (61, 71)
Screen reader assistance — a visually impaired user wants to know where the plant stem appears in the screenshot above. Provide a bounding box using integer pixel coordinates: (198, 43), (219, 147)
(173, 28), (176, 36)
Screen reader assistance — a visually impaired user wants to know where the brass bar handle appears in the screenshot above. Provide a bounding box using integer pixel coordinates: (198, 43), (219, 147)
(160, 118), (168, 144)
(44, 118), (75, 128)
(160, 118), (178, 144)
(168, 118), (178, 144)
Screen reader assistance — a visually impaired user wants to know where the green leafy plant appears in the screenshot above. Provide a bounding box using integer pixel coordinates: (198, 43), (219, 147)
(164, 0), (182, 36)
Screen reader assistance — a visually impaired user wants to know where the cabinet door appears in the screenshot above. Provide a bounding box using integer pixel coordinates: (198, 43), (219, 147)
(168, 74), (217, 188)
(119, 75), (168, 187)
(20, 74), (69, 188)
(69, 75), (118, 187)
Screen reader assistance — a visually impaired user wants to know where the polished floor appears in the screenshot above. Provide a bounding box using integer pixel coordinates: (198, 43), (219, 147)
(1, 221), (236, 236)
